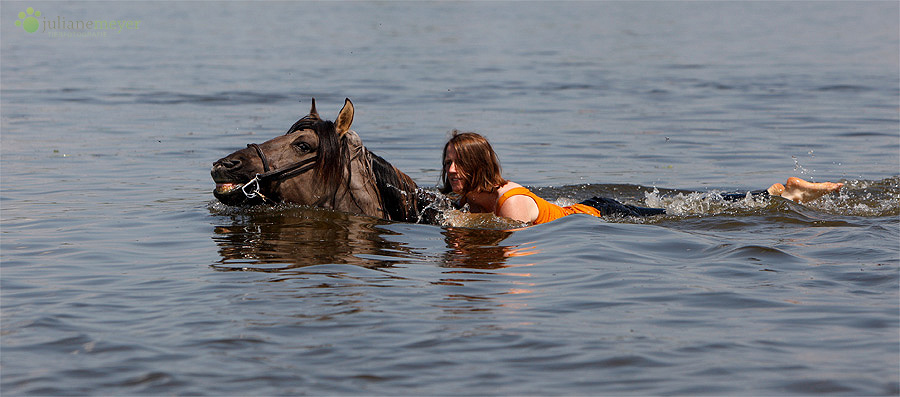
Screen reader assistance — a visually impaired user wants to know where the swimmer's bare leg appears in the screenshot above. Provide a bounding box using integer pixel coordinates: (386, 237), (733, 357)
(767, 177), (843, 204)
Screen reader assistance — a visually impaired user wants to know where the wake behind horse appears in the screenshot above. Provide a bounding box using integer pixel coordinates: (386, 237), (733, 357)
(211, 98), (432, 223)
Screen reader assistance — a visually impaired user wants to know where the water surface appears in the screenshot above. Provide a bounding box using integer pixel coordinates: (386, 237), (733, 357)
(2, 2), (898, 395)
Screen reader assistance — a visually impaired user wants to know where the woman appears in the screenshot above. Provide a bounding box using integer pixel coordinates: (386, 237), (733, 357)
(440, 131), (844, 225)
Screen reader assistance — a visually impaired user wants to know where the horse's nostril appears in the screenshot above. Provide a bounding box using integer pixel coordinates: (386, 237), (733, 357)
(215, 158), (241, 169)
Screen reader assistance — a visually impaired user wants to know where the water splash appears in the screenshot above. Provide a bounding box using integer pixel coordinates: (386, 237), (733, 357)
(813, 176), (900, 217)
(644, 177), (899, 218)
(644, 188), (770, 217)
(792, 156), (813, 175)
(412, 189), (527, 229)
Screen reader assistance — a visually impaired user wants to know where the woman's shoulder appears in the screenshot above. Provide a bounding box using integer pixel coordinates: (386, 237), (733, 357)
(494, 182), (540, 223)
(496, 181), (526, 197)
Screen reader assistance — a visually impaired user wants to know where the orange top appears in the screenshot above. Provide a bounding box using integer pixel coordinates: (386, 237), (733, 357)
(495, 187), (603, 225)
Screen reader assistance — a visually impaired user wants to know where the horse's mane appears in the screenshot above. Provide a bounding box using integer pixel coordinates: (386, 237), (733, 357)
(285, 115), (422, 223)
(287, 118), (346, 187)
(368, 152), (419, 223)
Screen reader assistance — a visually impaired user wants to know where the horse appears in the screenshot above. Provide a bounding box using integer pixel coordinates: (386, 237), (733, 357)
(211, 98), (434, 223)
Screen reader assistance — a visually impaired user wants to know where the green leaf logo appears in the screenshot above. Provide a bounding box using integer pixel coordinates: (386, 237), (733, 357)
(15, 7), (41, 33)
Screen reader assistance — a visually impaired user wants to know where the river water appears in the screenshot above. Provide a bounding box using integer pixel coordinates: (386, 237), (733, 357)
(2, 2), (898, 395)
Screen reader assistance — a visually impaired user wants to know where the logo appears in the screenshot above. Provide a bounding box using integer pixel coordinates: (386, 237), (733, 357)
(15, 7), (41, 33)
(11, 6), (141, 38)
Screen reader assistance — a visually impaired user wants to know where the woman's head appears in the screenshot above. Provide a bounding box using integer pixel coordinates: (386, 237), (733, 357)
(440, 130), (507, 196)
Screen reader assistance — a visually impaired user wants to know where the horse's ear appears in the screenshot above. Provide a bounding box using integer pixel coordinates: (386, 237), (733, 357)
(308, 98), (320, 120)
(335, 98), (354, 136)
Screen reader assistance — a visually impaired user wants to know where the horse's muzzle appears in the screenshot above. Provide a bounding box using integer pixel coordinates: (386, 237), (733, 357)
(211, 159), (253, 205)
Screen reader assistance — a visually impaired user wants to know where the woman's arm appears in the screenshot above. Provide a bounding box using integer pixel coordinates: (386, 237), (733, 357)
(496, 194), (540, 224)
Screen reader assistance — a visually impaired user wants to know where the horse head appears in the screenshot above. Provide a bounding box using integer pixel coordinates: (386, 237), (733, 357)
(211, 98), (424, 222)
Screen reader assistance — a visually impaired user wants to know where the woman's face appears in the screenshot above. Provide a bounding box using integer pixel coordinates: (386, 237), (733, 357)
(444, 145), (465, 194)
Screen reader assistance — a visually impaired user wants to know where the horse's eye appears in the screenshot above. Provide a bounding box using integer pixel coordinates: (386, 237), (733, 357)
(294, 141), (312, 153)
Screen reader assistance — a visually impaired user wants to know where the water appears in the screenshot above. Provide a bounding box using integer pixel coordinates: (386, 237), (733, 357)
(2, 1), (898, 395)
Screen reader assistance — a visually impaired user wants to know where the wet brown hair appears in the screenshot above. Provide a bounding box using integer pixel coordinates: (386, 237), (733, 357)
(439, 131), (507, 198)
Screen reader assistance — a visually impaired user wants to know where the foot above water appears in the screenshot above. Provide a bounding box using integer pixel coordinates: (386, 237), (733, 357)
(774, 177), (844, 204)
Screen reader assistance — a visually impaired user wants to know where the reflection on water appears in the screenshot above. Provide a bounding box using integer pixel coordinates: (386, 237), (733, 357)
(211, 205), (408, 271)
(437, 227), (539, 296)
(440, 227), (515, 269)
(209, 202), (544, 322)
(210, 203), (545, 273)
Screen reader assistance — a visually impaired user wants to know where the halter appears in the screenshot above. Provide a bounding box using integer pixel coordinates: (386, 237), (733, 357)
(241, 143), (318, 202)
(240, 132), (392, 219)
